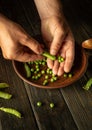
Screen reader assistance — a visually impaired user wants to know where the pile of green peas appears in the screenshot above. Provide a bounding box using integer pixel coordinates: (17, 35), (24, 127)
(24, 52), (73, 86)
(24, 59), (59, 86)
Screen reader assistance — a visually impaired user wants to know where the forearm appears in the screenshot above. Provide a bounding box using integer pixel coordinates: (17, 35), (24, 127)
(34, 0), (63, 20)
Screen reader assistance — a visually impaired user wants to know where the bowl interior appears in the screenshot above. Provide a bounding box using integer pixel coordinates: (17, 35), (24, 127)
(12, 43), (87, 89)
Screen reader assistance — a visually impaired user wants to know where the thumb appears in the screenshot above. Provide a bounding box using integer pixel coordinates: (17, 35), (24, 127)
(20, 36), (43, 54)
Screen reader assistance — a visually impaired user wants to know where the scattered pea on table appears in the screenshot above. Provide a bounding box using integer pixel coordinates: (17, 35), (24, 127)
(37, 101), (42, 107)
(50, 103), (55, 108)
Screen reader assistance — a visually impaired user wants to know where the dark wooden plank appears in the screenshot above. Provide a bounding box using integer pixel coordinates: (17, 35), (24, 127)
(60, 78), (92, 130)
(24, 83), (78, 130)
(13, 0), (92, 129)
(17, 0), (41, 36)
(60, 1), (92, 129)
(0, 51), (38, 130)
(16, 1), (79, 129)
(0, 0), (92, 130)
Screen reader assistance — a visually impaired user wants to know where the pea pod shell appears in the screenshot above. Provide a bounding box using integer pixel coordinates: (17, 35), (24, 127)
(83, 78), (92, 90)
(42, 52), (56, 61)
(0, 107), (22, 118)
(0, 83), (9, 89)
(0, 91), (12, 99)
(24, 63), (31, 78)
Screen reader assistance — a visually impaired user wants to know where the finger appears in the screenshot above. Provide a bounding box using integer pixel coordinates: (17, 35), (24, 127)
(20, 36), (43, 54)
(14, 53), (43, 62)
(57, 62), (65, 76)
(64, 44), (75, 73)
(47, 58), (54, 69)
(52, 60), (59, 75)
(50, 30), (65, 55)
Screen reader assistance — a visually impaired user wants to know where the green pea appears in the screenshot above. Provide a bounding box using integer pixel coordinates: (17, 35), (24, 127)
(37, 101), (42, 107)
(42, 61), (46, 66)
(35, 65), (39, 69)
(35, 76), (39, 80)
(0, 107), (21, 118)
(58, 56), (65, 63)
(34, 61), (39, 65)
(50, 78), (54, 82)
(34, 71), (37, 74)
(53, 76), (58, 81)
(42, 59), (47, 62)
(46, 68), (50, 72)
(63, 73), (67, 78)
(0, 91), (12, 99)
(45, 75), (49, 79)
(50, 103), (55, 108)
(41, 70), (45, 74)
(58, 56), (61, 60)
(49, 70), (53, 75)
(38, 60), (42, 65)
(0, 83), (9, 89)
(52, 74), (56, 77)
(68, 73), (72, 78)
(37, 74), (41, 78)
(60, 57), (64, 62)
(43, 80), (48, 86)
(36, 68), (40, 72)
(32, 76), (35, 79)
(30, 68), (34, 72)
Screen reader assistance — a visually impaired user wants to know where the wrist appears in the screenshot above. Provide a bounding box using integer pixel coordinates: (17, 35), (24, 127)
(34, 0), (63, 20)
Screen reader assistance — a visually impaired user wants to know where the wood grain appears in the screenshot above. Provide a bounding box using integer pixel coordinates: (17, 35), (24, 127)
(0, 0), (92, 130)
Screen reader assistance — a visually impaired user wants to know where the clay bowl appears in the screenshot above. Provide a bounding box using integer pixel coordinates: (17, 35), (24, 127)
(12, 43), (87, 89)
(82, 38), (92, 66)
(82, 38), (92, 49)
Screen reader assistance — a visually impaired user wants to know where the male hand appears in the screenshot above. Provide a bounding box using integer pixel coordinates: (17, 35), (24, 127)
(0, 15), (43, 62)
(41, 16), (75, 76)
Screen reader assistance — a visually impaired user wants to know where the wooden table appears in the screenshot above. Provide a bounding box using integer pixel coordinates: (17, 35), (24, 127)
(0, 0), (92, 130)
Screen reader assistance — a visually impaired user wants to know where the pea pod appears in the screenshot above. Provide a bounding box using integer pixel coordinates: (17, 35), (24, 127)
(24, 63), (31, 78)
(0, 91), (12, 99)
(0, 107), (22, 118)
(83, 78), (92, 90)
(42, 52), (56, 61)
(0, 83), (9, 89)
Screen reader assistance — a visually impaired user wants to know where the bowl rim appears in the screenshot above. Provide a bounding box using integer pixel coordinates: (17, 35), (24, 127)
(12, 45), (88, 89)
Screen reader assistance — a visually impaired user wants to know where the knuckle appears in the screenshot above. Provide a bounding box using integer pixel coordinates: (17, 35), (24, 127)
(4, 53), (14, 60)
(23, 35), (30, 43)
